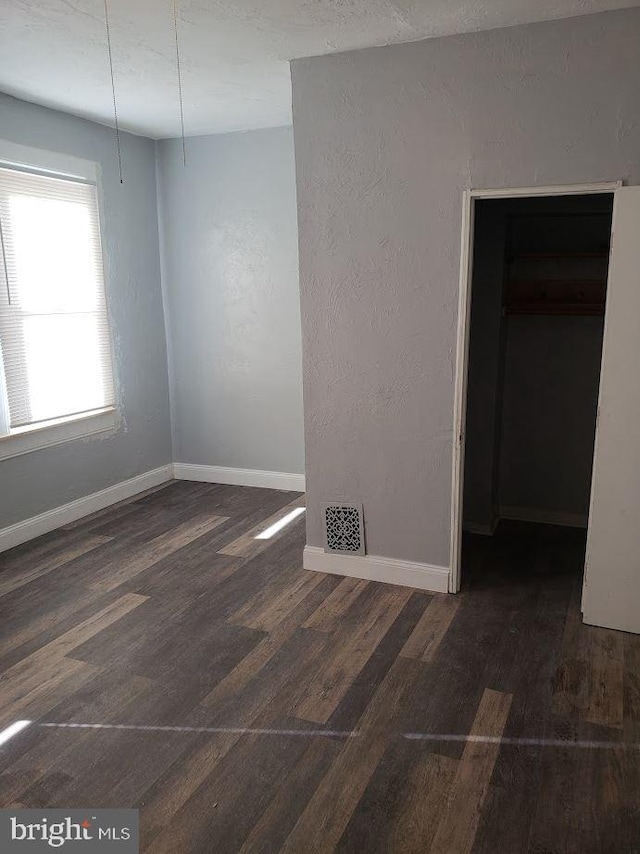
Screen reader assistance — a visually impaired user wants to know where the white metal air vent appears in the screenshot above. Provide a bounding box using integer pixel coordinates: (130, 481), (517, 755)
(322, 502), (365, 555)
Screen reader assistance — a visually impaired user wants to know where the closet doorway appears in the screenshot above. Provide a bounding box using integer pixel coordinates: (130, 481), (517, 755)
(450, 183), (640, 634)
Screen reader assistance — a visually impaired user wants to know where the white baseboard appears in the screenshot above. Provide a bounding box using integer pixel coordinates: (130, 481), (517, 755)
(303, 546), (450, 594)
(499, 505), (588, 529)
(0, 464), (173, 553)
(173, 463), (305, 493)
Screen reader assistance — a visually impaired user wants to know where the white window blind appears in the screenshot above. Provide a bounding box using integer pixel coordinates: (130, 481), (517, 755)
(0, 165), (115, 430)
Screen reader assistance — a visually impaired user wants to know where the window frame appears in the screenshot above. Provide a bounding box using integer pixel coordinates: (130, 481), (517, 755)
(0, 140), (119, 462)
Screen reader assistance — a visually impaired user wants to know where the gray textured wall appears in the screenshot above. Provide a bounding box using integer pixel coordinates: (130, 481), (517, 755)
(0, 93), (172, 528)
(291, 8), (640, 568)
(156, 127), (304, 474)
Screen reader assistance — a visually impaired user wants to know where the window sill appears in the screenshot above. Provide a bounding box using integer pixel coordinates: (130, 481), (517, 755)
(0, 407), (119, 462)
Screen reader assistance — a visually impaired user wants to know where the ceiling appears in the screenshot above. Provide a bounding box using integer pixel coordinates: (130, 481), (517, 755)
(1, 0), (638, 139)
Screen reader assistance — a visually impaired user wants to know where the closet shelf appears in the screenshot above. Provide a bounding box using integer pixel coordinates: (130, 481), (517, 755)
(504, 279), (607, 316)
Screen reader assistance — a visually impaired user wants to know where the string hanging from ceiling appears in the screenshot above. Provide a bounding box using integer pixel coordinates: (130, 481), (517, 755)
(172, 0), (187, 166)
(103, 0), (123, 183)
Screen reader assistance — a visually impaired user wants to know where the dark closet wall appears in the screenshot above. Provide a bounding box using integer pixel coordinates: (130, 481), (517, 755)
(499, 314), (604, 521)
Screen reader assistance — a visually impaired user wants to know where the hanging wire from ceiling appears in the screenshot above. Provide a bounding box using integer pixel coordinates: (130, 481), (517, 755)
(172, 0), (187, 166)
(103, 0), (123, 183)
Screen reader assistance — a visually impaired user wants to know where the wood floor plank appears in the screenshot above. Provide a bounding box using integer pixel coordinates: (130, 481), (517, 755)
(80, 502), (200, 545)
(61, 482), (174, 531)
(0, 586), (117, 662)
(327, 592), (431, 732)
(218, 495), (305, 559)
(429, 687), (513, 854)
(138, 628), (329, 847)
(90, 515), (229, 592)
(465, 573), (573, 854)
(399, 594), (460, 662)
(147, 729), (317, 854)
(624, 633), (640, 739)
(333, 737), (457, 854)
(66, 593), (200, 671)
(0, 528), (83, 571)
(525, 738), (592, 854)
(139, 733), (250, 850)
(292, 586), (412, 724)
(281, 656), (423, 853)
(0, 673), (154, 803)
(45, 729), (193, 812)
(231, 570), (326, 633)
(0, 593), (148, 711)
(303, 577), (369, 633)
(133, 618), (262, 687)
(26, 592), (148, 663)
(0, 535), (112, 598)
(387, 752), (458, 854)
(200, 576), (337, 711)
(238, 737), (342, 854)
(552, 584), (624, 729)
(552, 582), (589, 719)
(0, 658), (99, 730)
(19, 771), (75, 809)
(584, 625), (624, 729)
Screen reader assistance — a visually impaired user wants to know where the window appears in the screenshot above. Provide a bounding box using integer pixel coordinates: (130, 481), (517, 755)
(0, 160), (116, 458)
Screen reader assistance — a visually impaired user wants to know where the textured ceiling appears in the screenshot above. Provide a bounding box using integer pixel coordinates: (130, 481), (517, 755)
(2, 0), (639, 138)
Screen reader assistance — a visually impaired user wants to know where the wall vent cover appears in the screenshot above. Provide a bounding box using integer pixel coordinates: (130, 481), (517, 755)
(322, 502), (365, 555)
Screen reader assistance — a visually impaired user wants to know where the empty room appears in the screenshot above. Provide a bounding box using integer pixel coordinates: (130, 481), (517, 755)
(0, 2), (639, 852)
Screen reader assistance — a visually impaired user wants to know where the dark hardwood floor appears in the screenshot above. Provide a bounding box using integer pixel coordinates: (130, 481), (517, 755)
(0, 482), (638, 852)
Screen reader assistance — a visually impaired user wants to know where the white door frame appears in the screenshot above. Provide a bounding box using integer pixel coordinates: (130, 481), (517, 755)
(449, 181), (622, 593)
